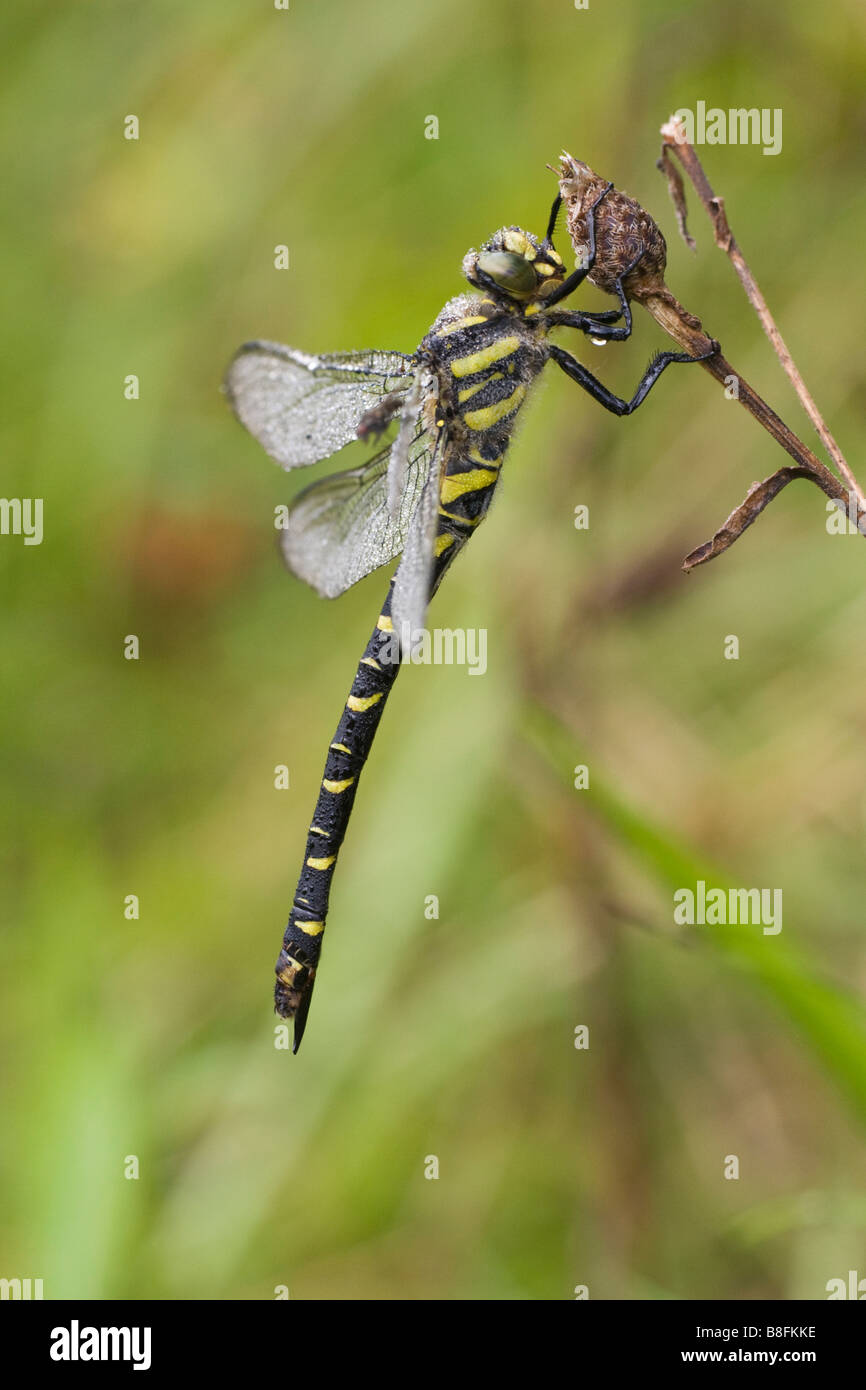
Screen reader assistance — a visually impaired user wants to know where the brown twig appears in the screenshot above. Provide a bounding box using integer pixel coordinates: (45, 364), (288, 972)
(632, 293), (856, 568)
(554, 150), (864, 570)
(682, 467), (815, 570)
(659, 116), (862, 511)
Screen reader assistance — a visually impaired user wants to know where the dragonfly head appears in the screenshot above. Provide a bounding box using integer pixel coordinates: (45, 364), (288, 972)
(463, 226), (565, 303)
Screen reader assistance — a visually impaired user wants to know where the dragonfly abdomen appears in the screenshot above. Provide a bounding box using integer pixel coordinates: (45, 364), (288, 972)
(275, 591), (402, 1047)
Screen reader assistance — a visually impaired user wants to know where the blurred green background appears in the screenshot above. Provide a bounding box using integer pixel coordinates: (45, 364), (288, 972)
(2, 0), (865, 1301)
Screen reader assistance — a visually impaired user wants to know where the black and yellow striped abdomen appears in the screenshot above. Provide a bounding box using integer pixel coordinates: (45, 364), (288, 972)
(276, 546), (463, 1047)
(275, 592), (402, 1040)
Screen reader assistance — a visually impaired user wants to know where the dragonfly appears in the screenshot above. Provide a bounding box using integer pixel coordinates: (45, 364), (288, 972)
(225, 182), (714, 1051)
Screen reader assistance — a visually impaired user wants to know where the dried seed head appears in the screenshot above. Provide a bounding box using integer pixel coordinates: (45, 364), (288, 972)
(557, 152), (668, 303)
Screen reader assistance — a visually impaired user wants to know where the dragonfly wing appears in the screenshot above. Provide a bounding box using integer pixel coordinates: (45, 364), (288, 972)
(281, 418), (437, 598)
(391, 429), (448, 642)
(225, 340), (415, 470)
(387, 377), (424, 518)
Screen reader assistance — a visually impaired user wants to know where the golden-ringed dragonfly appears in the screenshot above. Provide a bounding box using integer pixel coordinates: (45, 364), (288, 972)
(225, 182), (714, 1051)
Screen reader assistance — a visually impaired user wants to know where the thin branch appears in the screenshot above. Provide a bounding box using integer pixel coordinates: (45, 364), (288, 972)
(554, 150), (864, 569)
(659, 116), (862, 510)
(682, 467), (814, 570)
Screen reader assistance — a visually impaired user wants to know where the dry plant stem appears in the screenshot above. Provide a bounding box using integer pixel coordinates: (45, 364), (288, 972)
(557, 153), (861, 568)
(640, 291), (857, 567)
(658, 117), (862, 511)
(680, 467), (814, 569)
(557, 148), (863, 567)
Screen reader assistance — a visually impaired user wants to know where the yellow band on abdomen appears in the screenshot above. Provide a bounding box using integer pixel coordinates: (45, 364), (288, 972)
(347, 692), (384, 712)
(296, 920), (325, 936)
(323, 777), (355, 793)
(440, 468), (499, 504)
(463, 385), (526, 431)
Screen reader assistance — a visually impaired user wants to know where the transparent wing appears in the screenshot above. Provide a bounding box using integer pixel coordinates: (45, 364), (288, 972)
(225, 340), (415, 470)
(388, 378), (424, 518)
(391, 430), (448, 640)
(280, 417), (439, 598)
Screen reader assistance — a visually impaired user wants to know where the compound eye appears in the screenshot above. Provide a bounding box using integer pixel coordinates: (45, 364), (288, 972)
(476, 250), (537, 297)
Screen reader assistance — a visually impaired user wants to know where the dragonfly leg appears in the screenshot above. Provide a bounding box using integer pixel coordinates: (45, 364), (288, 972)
(545, 246), (652, 341)
(542, 190), (563, 249)
(542, 182), (614, 309)
(549, 338), (719, 415)
(545, 299), (631, 342)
